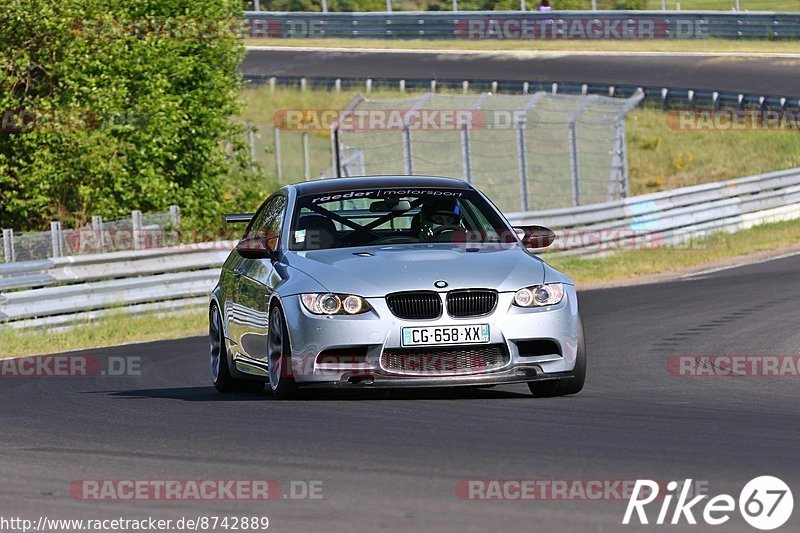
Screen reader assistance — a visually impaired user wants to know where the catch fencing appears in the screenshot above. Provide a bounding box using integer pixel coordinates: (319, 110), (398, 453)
(0, 207), (180, 264)
(2, 167), (800, 329)
(327, 91), (643, 211)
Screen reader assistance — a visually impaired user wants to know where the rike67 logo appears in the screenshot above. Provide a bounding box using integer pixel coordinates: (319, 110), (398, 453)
(623, 476), (793, 530)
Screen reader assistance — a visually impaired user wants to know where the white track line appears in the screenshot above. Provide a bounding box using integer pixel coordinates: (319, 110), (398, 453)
(246, 45), (800, 59)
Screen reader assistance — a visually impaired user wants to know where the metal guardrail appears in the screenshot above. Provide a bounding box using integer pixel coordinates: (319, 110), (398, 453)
(250, 75), (800, 114)
(0, 243), (234, 329)
(2, 168), (800, 329)
(506, 167), (800, 255)
(244, 11), (800, 40)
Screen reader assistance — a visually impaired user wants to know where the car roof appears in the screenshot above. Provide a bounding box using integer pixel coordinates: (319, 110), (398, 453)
(287, 175), (471, 196)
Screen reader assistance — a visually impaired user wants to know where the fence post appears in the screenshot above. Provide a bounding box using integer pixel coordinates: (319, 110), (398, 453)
(91, 215), (105, 250)
(330, 128), (339, 178)
(248, 123), (256, 166)
(568, 120), (580, 207)
(402, 127), (413, 175)
(619, 123), (630, 199)
(131, 211), (143, 250)
(302, 132), (311, 181)
(567, 95), (598, 207)
(50, 221), (63, 258)
(516, 121), (529, 212)
(460, 124), (472, 184)
(169, 205), (181, 227)
(2, 228), (14, 263)
(274, 126), (283, 183)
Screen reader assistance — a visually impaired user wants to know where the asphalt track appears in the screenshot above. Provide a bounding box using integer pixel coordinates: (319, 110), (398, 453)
(2, 253), (800, 532)
(242, 47), (800, 97)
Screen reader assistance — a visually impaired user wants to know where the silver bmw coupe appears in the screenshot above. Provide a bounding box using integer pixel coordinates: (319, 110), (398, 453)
(209, 176), (585, 399)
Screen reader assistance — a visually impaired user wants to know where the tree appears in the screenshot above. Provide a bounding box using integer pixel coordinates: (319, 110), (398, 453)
(0, 0), (247, 232)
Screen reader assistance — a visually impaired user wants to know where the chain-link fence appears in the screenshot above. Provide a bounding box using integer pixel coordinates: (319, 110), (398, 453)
(1, 207), (180, 264)
(320, 91), (642, 212)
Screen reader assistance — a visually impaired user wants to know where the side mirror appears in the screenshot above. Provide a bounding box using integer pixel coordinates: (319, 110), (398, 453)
(514, 225), (556, 248)
(236, 236), (276, 260)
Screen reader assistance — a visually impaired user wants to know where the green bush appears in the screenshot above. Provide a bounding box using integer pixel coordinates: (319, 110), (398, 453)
(0, 0), (250, 233)
(612, 0), (642, 9)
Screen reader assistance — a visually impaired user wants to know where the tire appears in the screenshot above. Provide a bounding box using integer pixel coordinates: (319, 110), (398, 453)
(210, 305), (264, 393)
(267, 305), (298, 400)
(528, 315), (586, 398)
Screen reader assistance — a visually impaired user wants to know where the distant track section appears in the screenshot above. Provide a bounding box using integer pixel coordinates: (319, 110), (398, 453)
(242, 47), (800, 103)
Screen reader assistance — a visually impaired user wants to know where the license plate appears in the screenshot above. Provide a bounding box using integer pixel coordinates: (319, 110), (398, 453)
(401, 324), (490, 347)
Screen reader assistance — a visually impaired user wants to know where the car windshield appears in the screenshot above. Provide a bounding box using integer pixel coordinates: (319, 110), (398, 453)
(289, 188), (512, 251)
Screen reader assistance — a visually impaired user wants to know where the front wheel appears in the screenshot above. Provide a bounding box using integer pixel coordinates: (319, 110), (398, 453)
(267, 306), (298, 400)
(210, 305), (264, 393)
(528, 315), (586, 398)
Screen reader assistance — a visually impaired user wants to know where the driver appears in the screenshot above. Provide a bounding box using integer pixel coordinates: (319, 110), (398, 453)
(411, 197), (462, 239)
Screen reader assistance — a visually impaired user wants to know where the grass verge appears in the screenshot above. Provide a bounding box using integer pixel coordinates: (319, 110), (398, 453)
(546, 216), (800, 284)
(245, 38), (800, 55)
(0, 309), (207, 359)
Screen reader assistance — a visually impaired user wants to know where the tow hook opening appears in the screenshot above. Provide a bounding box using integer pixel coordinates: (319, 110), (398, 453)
(347, 374), (374, 385)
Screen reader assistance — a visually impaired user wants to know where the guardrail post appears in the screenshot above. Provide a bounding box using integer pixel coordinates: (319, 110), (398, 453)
(366, 78), (372, 94)
(91, 215), (105, 250)
(462, 81), (469, 94)
(452, 0), (458, 11)
(321, 0), (328, 12)
(460, 124), (472, 184)
(169, 205), (181, 227)
(334, 78), (341, 92)
(386, 0), (392, 12)
(268, 77), (276, 93)
(50, 221), (63, 258)
(302, 132), (311, 181)
(2, 228), (14, 263)
(399, 79), (406, 93)
(273, 127), (283, 183)
(131, 211), (143, 250)
(520, 0), (526, 10)
(253, 0), (260, 11)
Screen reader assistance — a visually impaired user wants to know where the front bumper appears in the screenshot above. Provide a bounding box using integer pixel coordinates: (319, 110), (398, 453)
(281, 286), (580, 387)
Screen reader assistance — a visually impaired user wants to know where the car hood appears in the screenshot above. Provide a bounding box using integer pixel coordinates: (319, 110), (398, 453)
(284, 243), (545, 297)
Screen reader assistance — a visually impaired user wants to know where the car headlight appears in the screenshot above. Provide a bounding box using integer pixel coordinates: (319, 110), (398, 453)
(513, 283), (564, 307)
(300, 293), (371, 315)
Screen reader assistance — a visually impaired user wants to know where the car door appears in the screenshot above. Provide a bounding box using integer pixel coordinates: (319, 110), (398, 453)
(232, 195), (287, 365)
